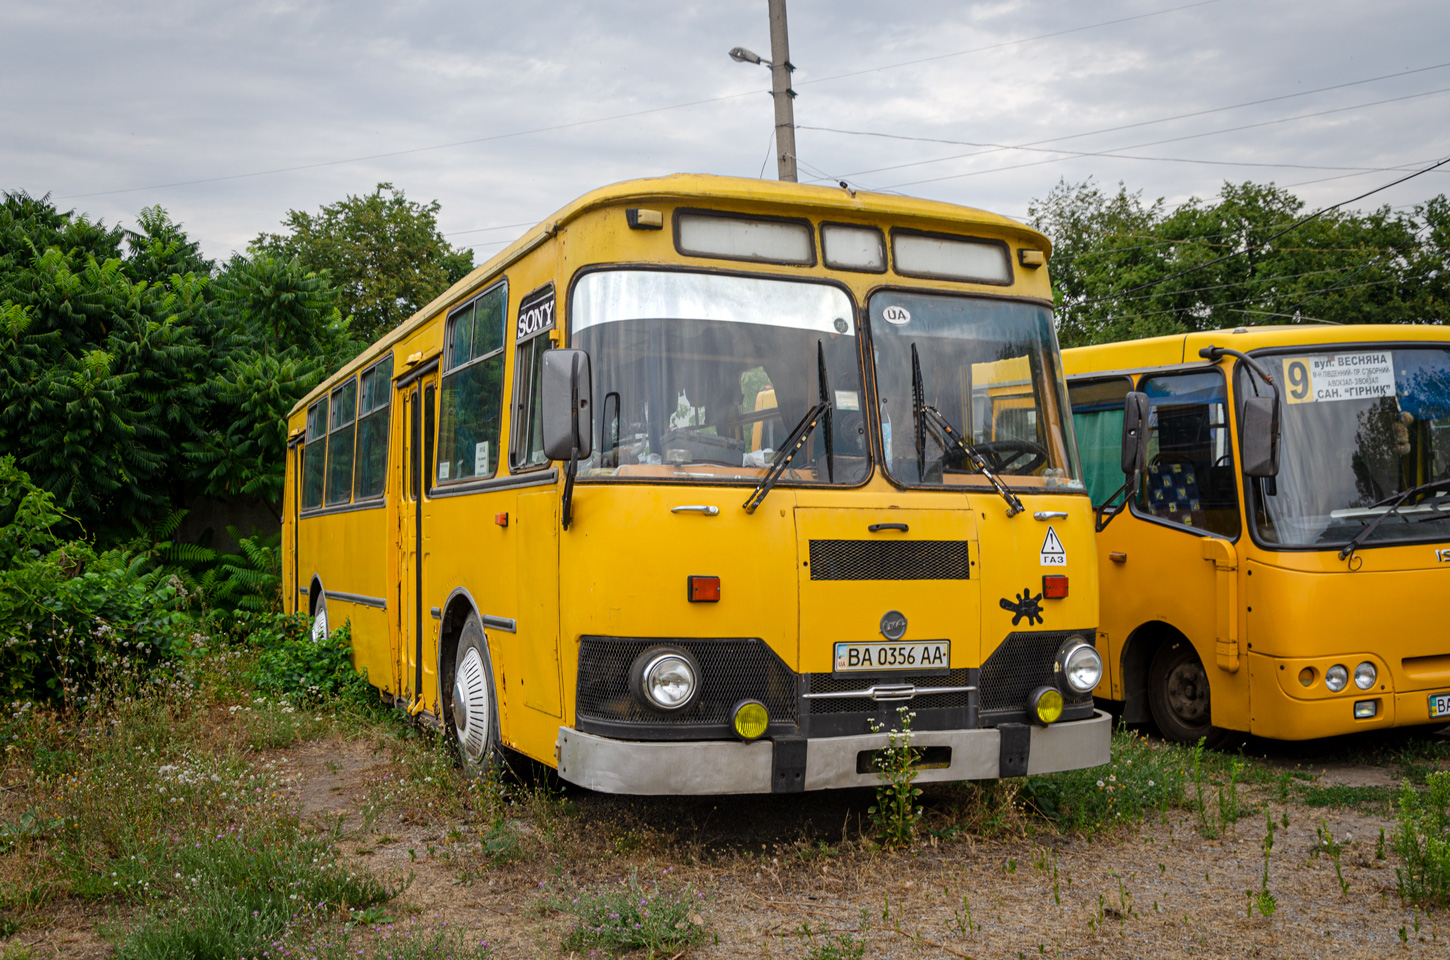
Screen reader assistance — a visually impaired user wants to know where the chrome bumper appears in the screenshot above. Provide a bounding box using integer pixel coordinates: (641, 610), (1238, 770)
(556, 709), (1112, 795)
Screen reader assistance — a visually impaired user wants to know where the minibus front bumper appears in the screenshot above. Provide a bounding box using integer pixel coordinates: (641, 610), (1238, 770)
(555, 709), (1111, 795)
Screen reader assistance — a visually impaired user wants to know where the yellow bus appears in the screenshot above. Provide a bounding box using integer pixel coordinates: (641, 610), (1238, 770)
(1064, 325), (1450, 742)
(282, 174), (1110, 793)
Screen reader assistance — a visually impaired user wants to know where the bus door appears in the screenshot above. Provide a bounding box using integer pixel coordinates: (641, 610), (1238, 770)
(395, 372), (437, 709)
(515, 493), (563, 717)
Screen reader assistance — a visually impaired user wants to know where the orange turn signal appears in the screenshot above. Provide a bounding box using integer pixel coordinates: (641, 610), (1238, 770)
(687, 575), (720, 603)
(1042, 575), (1068, 599)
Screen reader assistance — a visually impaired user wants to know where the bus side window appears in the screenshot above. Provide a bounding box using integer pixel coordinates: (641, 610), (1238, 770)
(325, 378), (358, 506)
(1135, 370), (1241, 538)
(302, 397), (328, 509)
(511, 286), (556, 471)
(1067, 377), (1132, 507)
(354, 355), (394, 499)
(438, 282), (507, 483)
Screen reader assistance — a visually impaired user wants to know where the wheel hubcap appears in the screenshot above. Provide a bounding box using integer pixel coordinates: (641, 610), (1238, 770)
(311, 606), (328, 642)
(453, 648), (490, 762)
(1165, 660), (1209, 725)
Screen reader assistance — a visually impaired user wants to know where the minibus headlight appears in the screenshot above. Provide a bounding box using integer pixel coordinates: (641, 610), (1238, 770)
(1030, 686), (1064, 725)
(732, 700), (770, 740)
(629, 647), (701, 712)
(1056, 638), (1103, 694)
(1354, 662), (1377, 690)
(1325, 664), (1349, 693)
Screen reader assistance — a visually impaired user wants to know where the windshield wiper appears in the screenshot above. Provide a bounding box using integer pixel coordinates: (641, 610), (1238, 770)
(1337, 477), (1450, 560)
(910, 343), (1024, 518)
(743, 340), (834, 513)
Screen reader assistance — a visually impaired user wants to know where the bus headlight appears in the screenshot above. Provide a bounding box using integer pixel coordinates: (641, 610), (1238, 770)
(630, 647), (701, 712)
(1354, 662), (1377, 690)
(1325, 664), (1349, 693)
(1030, 686), (1064, 724)
(1056, 638), (1103, 694)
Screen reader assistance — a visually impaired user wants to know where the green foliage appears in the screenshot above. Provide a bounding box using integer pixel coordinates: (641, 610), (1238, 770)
(556, 871), (707, 957)
(1019, 726), (1184, 833)
(253, 182), (474, 342)
(1030, 179), (1450, 346)
(0, 457), (188, 706)
(0, 191), (353, 545)
(867, 706), (924, 848)
(800, 930), (865, 960)
(248, 615), (368, 705)
(1394, 771), (1450, 908)
(157, 524), (281, 615)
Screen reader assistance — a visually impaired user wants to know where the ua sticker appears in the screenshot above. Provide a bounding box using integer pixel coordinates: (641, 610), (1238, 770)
(882, 305), (911, 325)
(1040, 526), (1066, 567)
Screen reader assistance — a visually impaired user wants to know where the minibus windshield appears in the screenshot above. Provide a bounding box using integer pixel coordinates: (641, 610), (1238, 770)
(572, 270), (868, 484)
(1243, 346), (1450, 548)
(869, 291), (1081, 491)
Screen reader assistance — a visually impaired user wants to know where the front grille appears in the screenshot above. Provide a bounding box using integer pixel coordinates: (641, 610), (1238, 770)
(807, 540), (971, 580)
(805, 669), (974, 714)
(575, 637), (798, 739)
(979, 630), (1094, 723)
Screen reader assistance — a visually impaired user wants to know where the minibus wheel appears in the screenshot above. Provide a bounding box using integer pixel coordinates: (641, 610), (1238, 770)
(310, 594), (329, 642)
(449, 613), (502, 774)
(1147, 639), (1212, 743)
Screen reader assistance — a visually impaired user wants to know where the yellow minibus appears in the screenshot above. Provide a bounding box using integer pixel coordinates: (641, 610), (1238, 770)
(1064, 325), (1450, 742)
(282, 174), (1110, 793)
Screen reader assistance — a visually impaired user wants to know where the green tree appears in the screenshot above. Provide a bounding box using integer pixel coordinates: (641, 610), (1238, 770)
(1029, 179), (1449, 347)
(253, 182), (474, 342)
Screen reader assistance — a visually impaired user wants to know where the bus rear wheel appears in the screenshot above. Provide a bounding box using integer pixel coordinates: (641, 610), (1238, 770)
(449, 613), (502, 774)
(1147, 639), (1215, 744)
(310, 594), (329, 641)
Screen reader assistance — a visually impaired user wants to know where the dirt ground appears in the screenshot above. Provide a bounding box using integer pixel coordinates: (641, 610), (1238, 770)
(19, 725), (1450, 959)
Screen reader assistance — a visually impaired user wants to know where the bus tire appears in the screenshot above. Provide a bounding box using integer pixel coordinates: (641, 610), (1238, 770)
(310, 593), (329, 641)
(449, 613), (502, 774)
(1147, 639), (1214, 744)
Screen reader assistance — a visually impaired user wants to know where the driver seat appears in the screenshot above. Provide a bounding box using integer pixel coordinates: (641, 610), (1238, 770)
(1144, 461), (1206, 528)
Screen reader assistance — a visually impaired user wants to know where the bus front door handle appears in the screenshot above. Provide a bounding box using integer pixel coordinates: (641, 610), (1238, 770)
(671, 505), (720, 516)
(868, 522), (909, 533)
(1034, 511), (1069, 521)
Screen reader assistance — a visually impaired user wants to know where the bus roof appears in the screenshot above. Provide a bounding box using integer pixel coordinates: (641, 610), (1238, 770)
(289, 173), (1052, 418)
(1061, 323), (1450, 378)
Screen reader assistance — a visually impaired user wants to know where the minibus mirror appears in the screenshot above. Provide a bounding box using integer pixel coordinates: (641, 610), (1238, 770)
(1240, 395), (1280, 478)
(542, 348), (593, 462)
(1120, 391), (1150, 476)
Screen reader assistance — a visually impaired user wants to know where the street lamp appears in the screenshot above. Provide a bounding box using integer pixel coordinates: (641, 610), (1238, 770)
(729, 0), (797, 182)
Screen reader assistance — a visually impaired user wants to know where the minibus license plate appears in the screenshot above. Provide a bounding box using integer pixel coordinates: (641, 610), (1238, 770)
(835, 641), (948, 673)
(1430, 692), (1450, 719)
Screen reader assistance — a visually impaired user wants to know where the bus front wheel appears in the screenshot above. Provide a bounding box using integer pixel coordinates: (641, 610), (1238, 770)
(449, 614), (502, 774)
(1147, 639), (1213, 743)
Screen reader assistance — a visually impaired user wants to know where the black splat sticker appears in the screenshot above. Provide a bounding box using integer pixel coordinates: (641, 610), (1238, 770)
(999, 587), (1044, 626)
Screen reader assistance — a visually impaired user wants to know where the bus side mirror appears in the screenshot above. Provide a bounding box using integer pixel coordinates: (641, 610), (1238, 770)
(1240, 395), (1280, 478)
(1120, 391), (1150, 476)
(542, 348), (593, 461)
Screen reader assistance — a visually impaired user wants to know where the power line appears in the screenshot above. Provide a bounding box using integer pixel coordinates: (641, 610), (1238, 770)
(1074, 155), (1450, 308)
(863, 86), (1450, 189)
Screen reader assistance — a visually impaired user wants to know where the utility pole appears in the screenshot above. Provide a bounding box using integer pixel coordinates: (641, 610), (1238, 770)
(730, 0), (798, 182)
(767, 0), (798, 182)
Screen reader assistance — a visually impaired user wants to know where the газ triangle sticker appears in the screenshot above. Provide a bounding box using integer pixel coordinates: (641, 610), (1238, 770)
(1040, 526), (1066, 567)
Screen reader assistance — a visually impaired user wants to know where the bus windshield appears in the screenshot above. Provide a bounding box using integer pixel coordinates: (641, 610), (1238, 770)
(1244, 346), (1450, 548)
(572, 270), (868, 484)
(869, 291), (1081, 491)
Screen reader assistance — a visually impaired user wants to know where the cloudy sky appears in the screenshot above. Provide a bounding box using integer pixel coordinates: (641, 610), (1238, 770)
(4, 0), (1449, 262)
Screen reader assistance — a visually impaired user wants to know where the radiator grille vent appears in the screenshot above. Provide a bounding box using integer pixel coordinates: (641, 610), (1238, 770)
(807, 540), (970, 580)
(979, 631), (1093, 718)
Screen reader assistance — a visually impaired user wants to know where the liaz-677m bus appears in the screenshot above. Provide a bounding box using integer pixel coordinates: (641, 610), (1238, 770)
(1064, 325), (1450, 743)
(282, 174), (1110, 793)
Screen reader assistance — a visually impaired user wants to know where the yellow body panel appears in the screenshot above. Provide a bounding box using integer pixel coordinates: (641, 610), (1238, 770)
(284, 174), (1104, 789)
(1065, 324), (1450, 740)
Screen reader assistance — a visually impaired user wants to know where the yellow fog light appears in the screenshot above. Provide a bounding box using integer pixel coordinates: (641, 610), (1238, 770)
(732, 700), (769, 741)
(1030, 686), (1063, 725)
